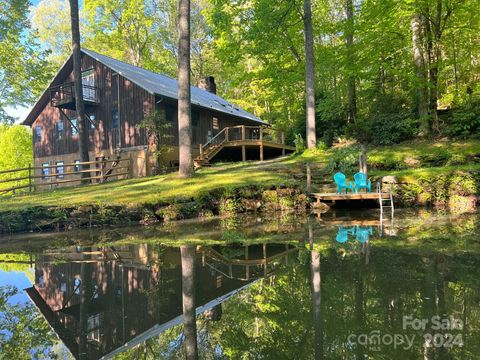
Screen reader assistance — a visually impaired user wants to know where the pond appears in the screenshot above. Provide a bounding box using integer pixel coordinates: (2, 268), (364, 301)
(0, 209), (479, 359)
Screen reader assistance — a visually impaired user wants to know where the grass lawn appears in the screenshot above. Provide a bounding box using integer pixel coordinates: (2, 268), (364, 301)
(0, 158), (299, 212)
(1, 138), (478, 212)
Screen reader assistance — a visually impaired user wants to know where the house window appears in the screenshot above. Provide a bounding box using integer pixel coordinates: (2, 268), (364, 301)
(56, 161), (64, 179)
(165, 105), (176, 122)
(112, 109), (119, 129)
(56, 122), (64, 140)
(74, 160), (81, 172)
(89, 114), (96, 129)
(212, 117), (219, 130)
(41, 163), (50, 180)
(192, 111), (200, 127)
(74, 278), (82, 295)
(82, 69), (95, 101)
(71, 118), (78, 136)
(87, 313), (102, 343)
(35, 126), (42, 142)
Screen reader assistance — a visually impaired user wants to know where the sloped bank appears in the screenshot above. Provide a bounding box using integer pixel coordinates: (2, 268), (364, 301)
(1, 169), (478, 235)
(0, 185), (309, 234)
(385, 170), (479, 213)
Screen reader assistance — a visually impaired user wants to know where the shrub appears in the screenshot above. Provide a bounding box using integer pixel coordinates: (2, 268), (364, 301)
(369, 112), (419, 145)
(316, 95), (347, 146)
(293, 134), (306, 153)
(446, 102), (480, 138)
(326, 145), (359, 174)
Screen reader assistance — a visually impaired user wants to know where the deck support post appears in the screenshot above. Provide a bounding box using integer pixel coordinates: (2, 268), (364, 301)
(199, 144), (203, 159)
(242, 145), (246, 162)
(259, 127), (264, 161)
(281, 132), (286, 155)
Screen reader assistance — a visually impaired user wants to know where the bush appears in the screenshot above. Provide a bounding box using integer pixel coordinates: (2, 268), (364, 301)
(347, 93), (418, 145)
(446, 102), (480, 138)
(369, 112), (419, 145)
(316, 95), (347, 146)
(293, 134), (306, 153)
(326, 145), (359, 174)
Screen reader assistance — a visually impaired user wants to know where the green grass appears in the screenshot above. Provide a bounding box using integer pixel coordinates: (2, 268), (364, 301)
(0, 158), (298, 211)
(368, 138), (480, 163)
(1, 138), (479, 212)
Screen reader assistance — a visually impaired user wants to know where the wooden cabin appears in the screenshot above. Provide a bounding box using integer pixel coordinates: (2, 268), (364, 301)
(25, 243), (295, 358)
(22, 49), (294, 187)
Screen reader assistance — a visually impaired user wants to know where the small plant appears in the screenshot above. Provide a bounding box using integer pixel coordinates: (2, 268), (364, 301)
(139, 110), (174, 173)
(293, 134), (306, 153)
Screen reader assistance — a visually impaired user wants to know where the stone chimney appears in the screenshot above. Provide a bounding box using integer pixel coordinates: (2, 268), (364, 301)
(198, 76), (217, 94)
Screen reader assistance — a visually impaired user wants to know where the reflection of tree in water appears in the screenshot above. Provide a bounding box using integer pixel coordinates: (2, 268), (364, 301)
(0, 286), (59, 359)
(110, 244), (480, 359)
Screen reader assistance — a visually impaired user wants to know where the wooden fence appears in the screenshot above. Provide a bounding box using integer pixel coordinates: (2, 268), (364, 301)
(0, 158), (131, 196)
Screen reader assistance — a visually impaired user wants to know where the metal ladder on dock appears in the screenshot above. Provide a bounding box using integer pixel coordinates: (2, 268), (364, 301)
(377, 182), (394, 216)
(377, 182), (395, 237)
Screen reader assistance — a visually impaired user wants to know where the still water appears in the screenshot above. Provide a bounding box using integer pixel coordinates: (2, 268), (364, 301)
(0, 209), (479, 359)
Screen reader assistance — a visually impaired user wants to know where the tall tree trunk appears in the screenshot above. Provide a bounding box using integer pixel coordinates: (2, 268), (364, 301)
(424, 1), (443, 134)
(345, 0), (356, 124)
(69, 0), (90, 182)
(309, 221), (323, 359)
(178, 0), (194, 177)
(303, 0), (317, 149)
(181, 245), (198, 359)
(411, 12), (429, 134)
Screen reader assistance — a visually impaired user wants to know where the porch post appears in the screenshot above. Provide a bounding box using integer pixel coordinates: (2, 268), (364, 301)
(225, 127), (229, 142)
(28, 164), (33, 192)
(241, 126), (245, 140)
(260, 127), (264, 161)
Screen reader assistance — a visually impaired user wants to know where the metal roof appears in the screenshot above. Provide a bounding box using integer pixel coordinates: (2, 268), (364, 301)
(82, 49), (267, 125)
(22, 49), (267, 126)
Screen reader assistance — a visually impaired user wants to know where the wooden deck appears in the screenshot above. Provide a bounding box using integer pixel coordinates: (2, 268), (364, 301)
(311, 192), (390, 201)
(195, 125), (295, 167)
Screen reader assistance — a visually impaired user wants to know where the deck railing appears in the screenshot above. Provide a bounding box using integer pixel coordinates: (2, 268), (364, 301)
(211, 126), (285, 145)
(199, 125), (287, 159)
(50, 82), (100, 108)
(0, 158), (131, 196)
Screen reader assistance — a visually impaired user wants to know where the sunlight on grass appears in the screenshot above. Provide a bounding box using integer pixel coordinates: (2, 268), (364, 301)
(1, 138), (478, 211)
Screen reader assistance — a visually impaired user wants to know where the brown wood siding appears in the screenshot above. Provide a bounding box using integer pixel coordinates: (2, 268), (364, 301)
(32, 52), (260, 161)
(154, 95), (259, 148)
(33, 53), (153, 159)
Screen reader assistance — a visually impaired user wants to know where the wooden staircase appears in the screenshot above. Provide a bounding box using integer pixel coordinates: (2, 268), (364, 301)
(194, 128), (228, 168)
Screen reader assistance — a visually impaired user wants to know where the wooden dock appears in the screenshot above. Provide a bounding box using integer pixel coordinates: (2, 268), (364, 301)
(311, 191), (395, 214)
(311, 192), (390, 201)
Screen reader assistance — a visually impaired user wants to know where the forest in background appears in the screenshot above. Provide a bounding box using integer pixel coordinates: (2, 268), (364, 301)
(1, 0), (479, 148)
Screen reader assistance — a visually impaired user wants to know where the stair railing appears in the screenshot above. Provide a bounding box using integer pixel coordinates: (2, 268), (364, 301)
(200, 127), (228, 156)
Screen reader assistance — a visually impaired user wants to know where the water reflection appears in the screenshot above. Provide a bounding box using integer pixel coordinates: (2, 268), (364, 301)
(1, 210), (478, 359)
(24, 242), (296, 359)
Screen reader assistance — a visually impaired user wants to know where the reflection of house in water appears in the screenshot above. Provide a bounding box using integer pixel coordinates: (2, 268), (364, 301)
(25, 243), (295, 359)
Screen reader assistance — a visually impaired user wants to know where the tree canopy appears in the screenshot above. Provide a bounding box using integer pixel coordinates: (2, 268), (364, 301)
(0, 0), (53, 123)
(5, 0), (480, 140)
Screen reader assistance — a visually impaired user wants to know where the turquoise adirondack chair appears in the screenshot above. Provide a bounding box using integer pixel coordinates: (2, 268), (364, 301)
(334, 172), (353, 193)
(336, 226), (355, 243)
(356, 226), (373, 243)
(353, 172), (372, 193)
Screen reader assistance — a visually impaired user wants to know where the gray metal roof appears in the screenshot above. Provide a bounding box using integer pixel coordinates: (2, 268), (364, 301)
(82, 49), (267, 125)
